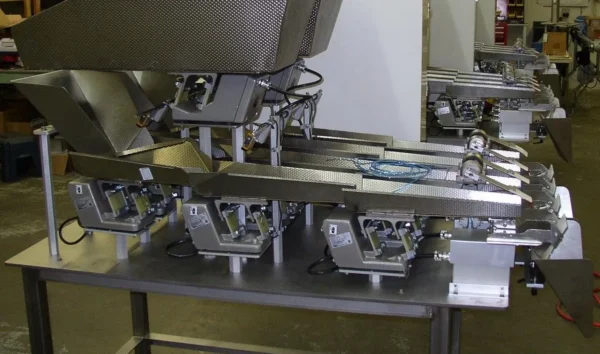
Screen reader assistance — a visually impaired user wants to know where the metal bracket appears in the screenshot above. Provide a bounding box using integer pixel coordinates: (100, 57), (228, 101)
(477, 173), (533, 203)
(488, 136), (528, 157)
(449, 283), (508, 299)
(485, 149), (529, 172)
(484, 160), (530, 184)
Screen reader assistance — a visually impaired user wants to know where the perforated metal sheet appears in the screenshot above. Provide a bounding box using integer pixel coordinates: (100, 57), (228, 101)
(282, 137), (385, 158)
(285, 127), (393, 147)
(249, 149), (462, 185)
(71, 153), (214, 187)
(121, 140), (212, 172)
(391, 140), (466, 155)
(13, 0), (316, 73)
(299, 0), (343, 57)
(348, 179), (522, 218)
(384, 151), (462, 168)
(194, 161), (362, 203)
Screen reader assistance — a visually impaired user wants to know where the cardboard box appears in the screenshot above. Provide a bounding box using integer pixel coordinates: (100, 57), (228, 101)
(544, 32), (568, 56)
(587, 17), (600, 39)
(5, 121), (32, 134)
(51, 152), (71, 176)
(0, 8), (24, 29)
(0, 101), (37, 134)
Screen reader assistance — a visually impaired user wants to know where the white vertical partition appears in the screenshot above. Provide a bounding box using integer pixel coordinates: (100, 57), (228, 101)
(303, 0), (427, 141)
(476, 0), (497, 45)
(429, 0), (476, 72)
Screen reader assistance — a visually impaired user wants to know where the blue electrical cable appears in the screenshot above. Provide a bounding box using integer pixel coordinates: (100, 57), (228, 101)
(339, 158), (434, 193)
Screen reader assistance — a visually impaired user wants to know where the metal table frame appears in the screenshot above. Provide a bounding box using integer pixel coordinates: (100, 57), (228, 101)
(16, 249), (463, 354)
(8, 125), (478, 354)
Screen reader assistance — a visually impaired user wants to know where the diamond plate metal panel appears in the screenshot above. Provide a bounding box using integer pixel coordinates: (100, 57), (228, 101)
(384, 151), (462, 168)
(390, 140), (466, 155)
(348, 179), (522, 218)
(13, 0), (317, 73)
(282, 137), (385, 158)
(299, 0), (343, 57)
(71, 141), (214, 186)
(285, 127), (393, 147)
(193, 161), (362, 203)
(121, 140), (213, 172)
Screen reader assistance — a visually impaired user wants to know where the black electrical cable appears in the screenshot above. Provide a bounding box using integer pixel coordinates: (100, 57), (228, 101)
(427, 115), (444, 137)
(269, 85), (313, 99)
(58, 216), (90, 246)
(165, 237), (198, 259)
(414, 253), (436, 259)
(284, 93), (292, 105)
(307, 245), (339, 275)
(288, 68), (324, 92)
(420, 233), (441, 239)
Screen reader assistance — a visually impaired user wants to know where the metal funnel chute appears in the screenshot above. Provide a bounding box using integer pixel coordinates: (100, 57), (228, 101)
(12, 0), (320, 73)
(300, 0), (343, 57)
(13, 70), (155, 156)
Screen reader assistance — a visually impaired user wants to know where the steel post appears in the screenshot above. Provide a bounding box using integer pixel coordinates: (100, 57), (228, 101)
(35, 127), (59, 257)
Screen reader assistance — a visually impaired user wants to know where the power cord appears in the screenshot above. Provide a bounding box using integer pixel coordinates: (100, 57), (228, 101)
(58, 216), (91, 245)
(288, 68), (324, 92)
(414, 253), (436, 259)
(165, 236), (198, 259)
(307, 245), (339, 275)
(268, 85), (313, 99)
(556, 271), (600, 328)
(427, 115), (444, 137)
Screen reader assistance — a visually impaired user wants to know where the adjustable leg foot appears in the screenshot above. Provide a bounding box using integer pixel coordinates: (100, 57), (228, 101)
(116, 235), (128, 260)
(229, 257), (242, 274)
(305, 203), (314, 226)
(140, 230), (151, 244)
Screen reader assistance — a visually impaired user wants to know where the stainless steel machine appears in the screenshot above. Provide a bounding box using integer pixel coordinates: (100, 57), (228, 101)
(9, 0), (593, 344)
(427, 41), (571, 161)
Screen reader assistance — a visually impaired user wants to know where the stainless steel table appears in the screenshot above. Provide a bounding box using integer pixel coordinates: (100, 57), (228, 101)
(5, 208), (507, 354)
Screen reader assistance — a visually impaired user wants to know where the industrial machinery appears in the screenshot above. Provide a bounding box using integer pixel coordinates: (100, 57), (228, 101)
(474, 40), (551, 75)
(10, 0), (592, 338)
(427, 41), (570, 161)
(428, 64), (557, 140)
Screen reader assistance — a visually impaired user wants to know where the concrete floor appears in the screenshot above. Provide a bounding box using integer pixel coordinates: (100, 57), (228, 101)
(1, 103), (600, 354)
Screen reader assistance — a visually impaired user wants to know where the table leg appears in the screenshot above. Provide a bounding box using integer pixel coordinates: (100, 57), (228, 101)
(22, 268), (53, 354)
(450, 309), (462, 354)
(430, 308), (462, 354)
(130, 292), (151, 354)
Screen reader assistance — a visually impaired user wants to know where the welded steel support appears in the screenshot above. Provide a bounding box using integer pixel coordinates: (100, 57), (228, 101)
(270, 112), (284, 264)
(180, 128), (192, 202)
(198, 127), (212, 156)
(35, 126), (59, 258)
(231, 126), (246, 272)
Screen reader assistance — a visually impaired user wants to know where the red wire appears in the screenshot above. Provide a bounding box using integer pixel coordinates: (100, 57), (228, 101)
(555, 272), (600, 328)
